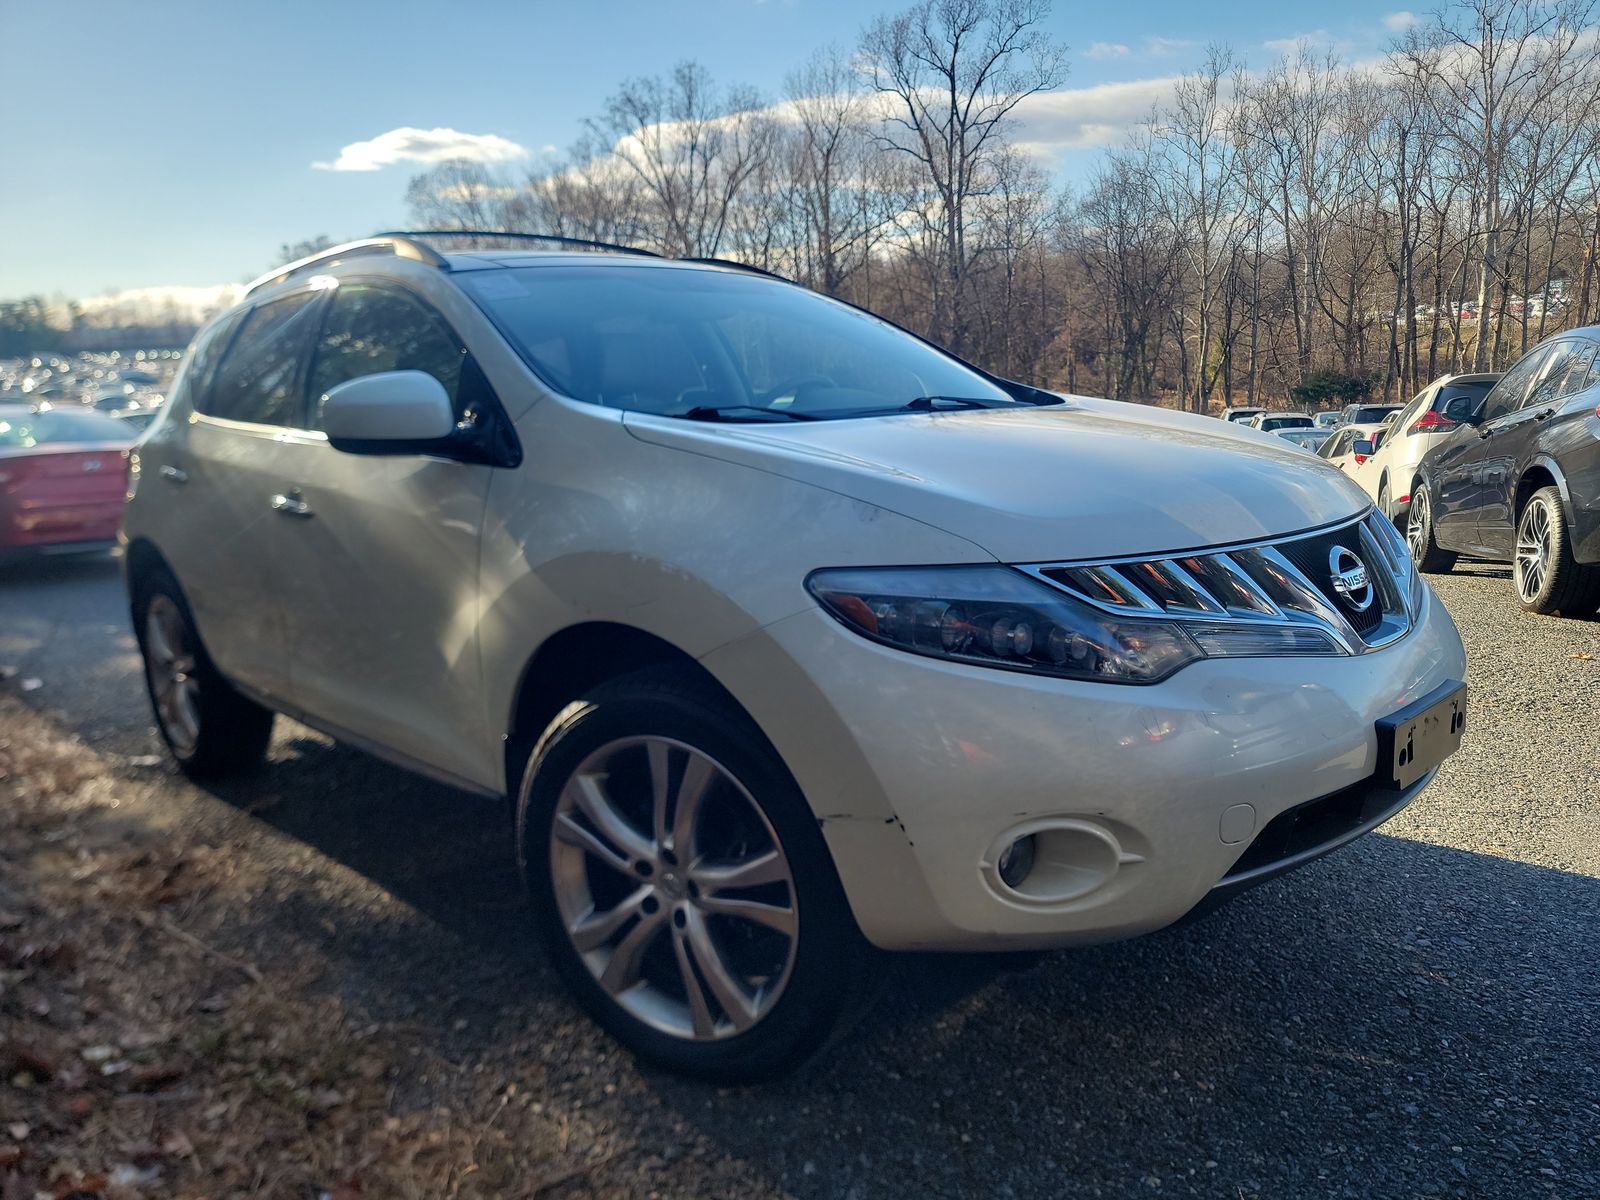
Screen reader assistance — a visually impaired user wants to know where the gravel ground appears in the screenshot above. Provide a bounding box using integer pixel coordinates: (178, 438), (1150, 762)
(1, 551), (1597, 1198)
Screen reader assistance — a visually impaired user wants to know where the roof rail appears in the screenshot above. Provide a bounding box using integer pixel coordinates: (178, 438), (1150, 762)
(678, 257), (791, 282)
(244, 235), (449, 296)
(375, 229), (661, 258)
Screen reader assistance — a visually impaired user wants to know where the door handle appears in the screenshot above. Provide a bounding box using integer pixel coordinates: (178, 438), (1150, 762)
(270, 490), (314, 518)
(158, 465), (188, 485)
(1533, 407), (1556, 421)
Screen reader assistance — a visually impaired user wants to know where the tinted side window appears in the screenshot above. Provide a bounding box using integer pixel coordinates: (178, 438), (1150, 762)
(1480, 346), (1552, 423)
(1548, 342), (1597, 402)
(307, 284), (466, 424)
(1523, 343), (1584, 410)
(169, 309), (244, 412)
(205, 292), (322, 426)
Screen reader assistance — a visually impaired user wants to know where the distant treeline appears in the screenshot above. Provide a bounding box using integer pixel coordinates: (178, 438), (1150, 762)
(0, 297), (200, 358)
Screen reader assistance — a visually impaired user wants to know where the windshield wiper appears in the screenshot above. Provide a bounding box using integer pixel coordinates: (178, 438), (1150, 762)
(897, 395), (1012, 412)
(680, 405), (818, 423)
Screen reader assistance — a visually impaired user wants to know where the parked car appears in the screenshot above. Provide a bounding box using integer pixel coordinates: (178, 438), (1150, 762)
(1220, 406), (1266, 423)
(1317, 422), (1390, 479)
(1275, 428), (1330, 452)
(1313, 410), (1341, 428)
(1250, 412), (1315, 433)
(1354, 374), (1500, 523)
(1408, 331), (1600, 614)
(123, 234), (1468, 1081)
(1336, 402), (1403, 428)
(0, 404), (132, 558)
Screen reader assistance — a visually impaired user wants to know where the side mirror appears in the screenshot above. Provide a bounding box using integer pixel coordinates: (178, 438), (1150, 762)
(1353, 437), (1377, 457)
(321, 370), (455, 454)
(1441, 395), (1481, 425)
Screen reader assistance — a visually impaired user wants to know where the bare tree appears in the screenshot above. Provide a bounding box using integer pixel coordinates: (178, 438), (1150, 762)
(860, 0), (1066, 354)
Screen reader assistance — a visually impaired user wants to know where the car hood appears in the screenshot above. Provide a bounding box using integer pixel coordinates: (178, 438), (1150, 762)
(622, 396), (1371, 563)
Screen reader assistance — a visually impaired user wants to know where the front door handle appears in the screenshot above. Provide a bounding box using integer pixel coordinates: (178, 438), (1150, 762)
(158, 465), (188, 485)
(1533, 407), (1556, 421)
(270, 490), (314, 518)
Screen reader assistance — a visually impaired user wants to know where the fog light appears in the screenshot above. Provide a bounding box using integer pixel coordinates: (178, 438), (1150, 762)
(996, 834), (1036, 888)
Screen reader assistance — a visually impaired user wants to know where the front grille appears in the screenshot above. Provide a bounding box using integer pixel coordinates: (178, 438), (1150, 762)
(1275, 524), (1384, 636)
(1027, 511), (1416, 655)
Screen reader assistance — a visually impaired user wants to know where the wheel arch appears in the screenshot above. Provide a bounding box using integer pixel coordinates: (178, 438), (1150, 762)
(1515, 457), (1570, 522)
(502, 621), (763, 799)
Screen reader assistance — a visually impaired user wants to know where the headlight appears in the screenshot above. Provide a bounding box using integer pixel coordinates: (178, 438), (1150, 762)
(806, 565), (1341, 685)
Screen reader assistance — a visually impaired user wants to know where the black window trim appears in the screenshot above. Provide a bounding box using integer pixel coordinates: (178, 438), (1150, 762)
(194, 287), (330, 434)
(308, 273), (521, 468)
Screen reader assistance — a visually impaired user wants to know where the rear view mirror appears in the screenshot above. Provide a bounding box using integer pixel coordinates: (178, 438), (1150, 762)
(321, 370), (455, 453)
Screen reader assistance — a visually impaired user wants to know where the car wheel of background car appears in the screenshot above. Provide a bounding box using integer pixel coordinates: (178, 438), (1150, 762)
(517, 666), (876, 1083)
(1513, 485), (1600, 616)
(1378, 476), (1393, 524)
(1406, 483), (1456, 574)
(131, 567), (274, 778)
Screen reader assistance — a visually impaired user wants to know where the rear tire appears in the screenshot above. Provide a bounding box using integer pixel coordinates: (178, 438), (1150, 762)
(1514, 486), (1600, 616)
(131, 566), (273, 778)
(1406, 482), (1456, 574)
(517, 667), (874, 1083)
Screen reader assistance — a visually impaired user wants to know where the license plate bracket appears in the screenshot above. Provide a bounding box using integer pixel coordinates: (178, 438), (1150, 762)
(1376, 680), (1467, 791)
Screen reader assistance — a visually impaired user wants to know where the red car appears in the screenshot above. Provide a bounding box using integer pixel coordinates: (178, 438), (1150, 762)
(0, 405), (134, 558)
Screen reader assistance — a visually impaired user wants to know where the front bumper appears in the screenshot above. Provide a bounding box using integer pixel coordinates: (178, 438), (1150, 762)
(702, 582), (1466, 951)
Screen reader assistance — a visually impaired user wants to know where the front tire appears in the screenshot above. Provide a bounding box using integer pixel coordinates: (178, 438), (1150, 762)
(1406, 482), (1456, 574)
(1514, 485), (1600, 616)
(517, 669), (873, 1083)
(131, 567), (273, 778)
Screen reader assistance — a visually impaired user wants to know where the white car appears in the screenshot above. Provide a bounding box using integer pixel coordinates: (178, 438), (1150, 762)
(1353, 374), (1500, 523)
(1317, 422), (1390, 484)
(1249, 412), (1316, 433)
(122, 235), (1468, 1081)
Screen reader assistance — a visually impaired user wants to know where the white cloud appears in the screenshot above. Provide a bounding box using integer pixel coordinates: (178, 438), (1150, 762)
(1010, 76), (1182, 156)
(313, 126), (528, 172)
(71, 284), (243, 321)
(1085, 42), (1132, 60)
(1383, 10), (1419, 31)
(1263, 30), (1333, 55)
(1144, 36), (1194, 58)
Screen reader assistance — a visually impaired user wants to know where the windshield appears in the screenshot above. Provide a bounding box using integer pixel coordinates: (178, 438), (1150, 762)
(461, 265), (1046, 421)
(0, 408), (130, 448)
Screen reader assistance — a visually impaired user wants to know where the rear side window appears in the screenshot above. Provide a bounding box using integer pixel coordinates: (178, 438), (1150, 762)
(307, 284), (467, 423)
(169, 309), (244, 413)
(204, 292), (322, 426)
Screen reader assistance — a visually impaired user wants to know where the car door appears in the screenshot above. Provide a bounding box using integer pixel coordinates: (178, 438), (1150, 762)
(1432, 345), (1552, 549)
(165, 289), (326, 702)
(266, 279), (503, 790)
(1473, 342), (1588, 554)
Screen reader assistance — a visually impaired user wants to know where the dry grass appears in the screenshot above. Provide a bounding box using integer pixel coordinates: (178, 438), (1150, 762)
(0, 699), (619, 1200)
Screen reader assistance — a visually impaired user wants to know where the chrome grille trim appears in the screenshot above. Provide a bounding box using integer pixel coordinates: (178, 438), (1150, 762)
(1024, 510), (1417, 656)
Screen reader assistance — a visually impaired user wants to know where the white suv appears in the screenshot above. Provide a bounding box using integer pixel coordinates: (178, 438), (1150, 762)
(123, 235), (1468, 1081)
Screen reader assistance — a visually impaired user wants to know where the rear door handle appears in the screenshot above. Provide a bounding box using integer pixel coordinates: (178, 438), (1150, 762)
(270, 490), (314, 518)
(158, 465), (188, 485)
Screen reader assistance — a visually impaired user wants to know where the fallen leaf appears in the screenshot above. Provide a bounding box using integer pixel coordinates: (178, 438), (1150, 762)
(1570, 651), (1595, 660)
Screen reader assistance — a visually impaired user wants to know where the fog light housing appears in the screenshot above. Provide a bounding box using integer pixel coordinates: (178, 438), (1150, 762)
(996, 834), (1036, 889)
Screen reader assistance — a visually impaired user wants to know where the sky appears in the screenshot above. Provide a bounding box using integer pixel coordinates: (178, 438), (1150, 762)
(0, 0), (1418, 304)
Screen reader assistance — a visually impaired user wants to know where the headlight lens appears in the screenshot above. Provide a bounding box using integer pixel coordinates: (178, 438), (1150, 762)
(806, 566), (1204, 683)
(806, 565), (1342, 685)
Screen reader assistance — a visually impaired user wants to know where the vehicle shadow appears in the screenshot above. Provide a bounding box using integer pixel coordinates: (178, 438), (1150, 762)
(190, 736), (1600, 1198)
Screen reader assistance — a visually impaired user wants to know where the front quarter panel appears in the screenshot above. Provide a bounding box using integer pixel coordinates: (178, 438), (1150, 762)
(477, 394), (995, 793)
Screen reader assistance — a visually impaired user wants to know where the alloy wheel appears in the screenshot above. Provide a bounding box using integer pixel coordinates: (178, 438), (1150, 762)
(144, 595), (201, 756)
(1515, 498), (1553, 603)
(549, 736), (798, 1041)
(1406, 488), (1430, 564)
